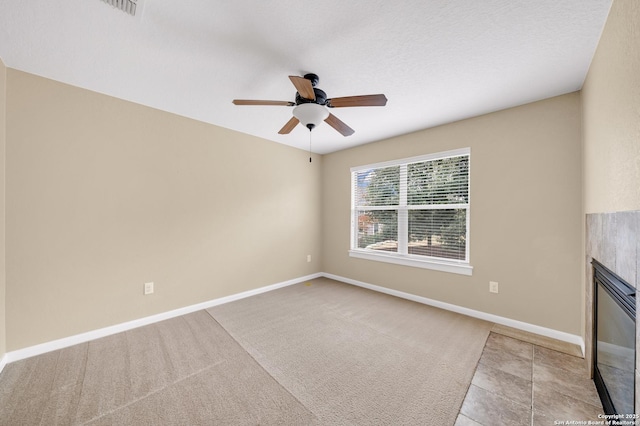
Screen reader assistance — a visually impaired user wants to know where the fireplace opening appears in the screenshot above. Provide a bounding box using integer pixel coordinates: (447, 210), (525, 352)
(592, 259), (636, 415)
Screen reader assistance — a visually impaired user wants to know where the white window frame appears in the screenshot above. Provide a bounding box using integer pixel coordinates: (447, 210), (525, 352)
(349, 148), (472, 276)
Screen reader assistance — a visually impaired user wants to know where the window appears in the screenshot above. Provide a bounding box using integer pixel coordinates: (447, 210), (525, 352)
(350, 148), (472, 275)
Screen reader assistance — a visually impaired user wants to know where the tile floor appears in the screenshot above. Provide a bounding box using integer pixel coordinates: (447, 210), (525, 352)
(456, 332), (605, 426)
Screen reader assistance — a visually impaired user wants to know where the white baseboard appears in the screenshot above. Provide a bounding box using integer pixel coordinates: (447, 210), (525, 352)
(1, 273), (321, 369)
(322, 273), (585, 356)
(0, 354), (7, 374)
(1, 270), (585, 372)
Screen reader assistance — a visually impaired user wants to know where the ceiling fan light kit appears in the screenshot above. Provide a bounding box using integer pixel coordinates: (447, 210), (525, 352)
(233, 73), (387, 138)
(293, 103), (329, 131)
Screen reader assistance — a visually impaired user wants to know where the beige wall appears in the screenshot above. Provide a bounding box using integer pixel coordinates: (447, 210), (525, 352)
(322, 93), (583, 335)
(582, 0), (640, 214)
(581, 0), (640, 408)
(0, 58), (6, 358)
(5, 70), (322, 351)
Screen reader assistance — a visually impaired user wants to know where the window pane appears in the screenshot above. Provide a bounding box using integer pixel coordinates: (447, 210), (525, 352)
(408, 209), (466, 260)
(351, 148), (471, 270)
(355, 166), (400, 206)
(408, 156), (469, 205)
(357, 210), (398, 252)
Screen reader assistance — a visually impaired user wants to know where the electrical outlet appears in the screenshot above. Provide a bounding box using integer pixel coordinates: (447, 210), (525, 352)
(144, 282), (154, 295)
(307, 254), (312, 263)
(489, 281), (499, 294)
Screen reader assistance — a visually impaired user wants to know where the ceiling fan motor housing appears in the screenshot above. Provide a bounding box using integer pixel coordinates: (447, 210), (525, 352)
(303, 73), (320, 87)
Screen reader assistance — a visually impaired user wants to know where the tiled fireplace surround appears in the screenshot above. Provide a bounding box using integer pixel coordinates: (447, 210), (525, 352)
(585, 211), (639, 414)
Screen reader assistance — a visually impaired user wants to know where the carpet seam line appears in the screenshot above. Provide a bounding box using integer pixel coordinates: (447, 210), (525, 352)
(79, 360), (225, 424)
(203, 308), (321, 423)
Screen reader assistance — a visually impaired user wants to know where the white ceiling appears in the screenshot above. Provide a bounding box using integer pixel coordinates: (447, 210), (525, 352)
(0, 0), (612, 154)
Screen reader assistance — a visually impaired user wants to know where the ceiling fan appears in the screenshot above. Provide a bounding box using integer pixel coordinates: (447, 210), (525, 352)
(233, 73), (387, 137)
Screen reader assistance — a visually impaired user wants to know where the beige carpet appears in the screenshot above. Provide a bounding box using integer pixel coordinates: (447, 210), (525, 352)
(207, 277), (493, 425)
(0, 310), (316, 425)
(0, 277), (492, 425)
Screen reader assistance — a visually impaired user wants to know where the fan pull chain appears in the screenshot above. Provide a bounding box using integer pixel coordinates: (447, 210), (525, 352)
(309, 130), (312, 163)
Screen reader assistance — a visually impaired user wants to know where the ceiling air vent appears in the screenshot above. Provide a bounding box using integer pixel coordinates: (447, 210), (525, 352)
(100, 0), (143, 17)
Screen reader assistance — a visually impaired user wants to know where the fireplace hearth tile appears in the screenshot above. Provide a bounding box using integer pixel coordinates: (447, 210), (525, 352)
(484, 332), (534, 360)
(461, 334), (606, 425)
(478, 345), (533, 381)
(534, 346), (587, 377)
(454, 413), (483, 426)
(472, 362), (532, 407)
(533, 363), (602, 408)
(492, 324), (582, 357)
(532, 384), (603, 423)
(460, 384), (531, 426)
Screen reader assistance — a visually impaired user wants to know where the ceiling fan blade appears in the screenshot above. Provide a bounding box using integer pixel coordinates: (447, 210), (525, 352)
(288, 76), (316, 101)
(327, 94), (387, 108)
(233, 99), (295, 106)
(324, 113), (355, 136)
(278, 116), (300, 134)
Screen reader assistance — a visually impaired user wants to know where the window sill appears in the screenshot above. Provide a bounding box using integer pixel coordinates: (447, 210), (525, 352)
(349, 249), (473, 276)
